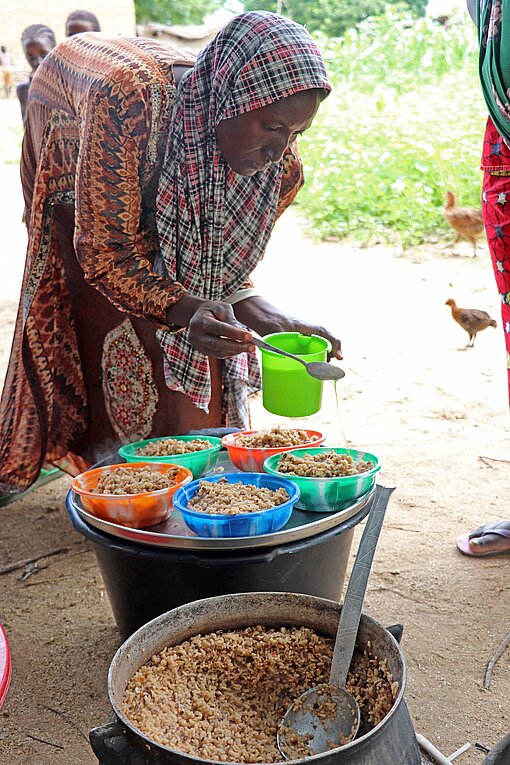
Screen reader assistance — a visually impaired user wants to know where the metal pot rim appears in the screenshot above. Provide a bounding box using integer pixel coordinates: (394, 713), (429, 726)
(484, 732), (510, 765)
(108, 592), (407, 764)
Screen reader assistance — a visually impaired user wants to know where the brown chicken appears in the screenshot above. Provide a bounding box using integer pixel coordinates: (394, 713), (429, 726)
(445, 298), (497, 347)
(443, 191), (485, 256)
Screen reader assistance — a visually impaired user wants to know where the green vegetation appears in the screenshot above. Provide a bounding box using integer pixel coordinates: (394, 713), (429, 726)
(242, 0), (427, 39)
(132, 2), (484, 246)
(297, 10), (487, 245)
(134, 0), (223, 25)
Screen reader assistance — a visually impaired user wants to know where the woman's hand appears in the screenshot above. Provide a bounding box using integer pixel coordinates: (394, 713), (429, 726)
(233, 296), (343, 360)
(166, 296), (254, 358)
(167, 298), (253, 358)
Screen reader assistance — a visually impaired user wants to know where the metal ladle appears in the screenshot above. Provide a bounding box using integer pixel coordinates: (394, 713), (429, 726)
(277, 485), (395, 759)
(249, 334), (345, 382)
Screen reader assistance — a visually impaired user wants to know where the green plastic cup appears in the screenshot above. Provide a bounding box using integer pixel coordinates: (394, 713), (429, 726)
(260, 332), (332, 417)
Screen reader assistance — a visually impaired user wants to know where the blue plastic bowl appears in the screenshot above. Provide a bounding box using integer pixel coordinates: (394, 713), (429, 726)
(173, 473), (300, 538)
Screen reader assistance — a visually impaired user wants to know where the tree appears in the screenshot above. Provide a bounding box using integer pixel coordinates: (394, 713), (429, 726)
(241, 0), (427, 37)
(135, 0), (224, 25)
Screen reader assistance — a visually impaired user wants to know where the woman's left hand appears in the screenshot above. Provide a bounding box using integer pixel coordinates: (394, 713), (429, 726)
(233, 296), (343, 360)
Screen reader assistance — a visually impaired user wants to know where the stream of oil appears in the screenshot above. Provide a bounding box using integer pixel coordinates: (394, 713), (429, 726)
(333, 380), (351, 456)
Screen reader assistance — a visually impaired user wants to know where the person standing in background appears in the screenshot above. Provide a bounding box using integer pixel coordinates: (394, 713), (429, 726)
(65, 10), (101, 36)
(0, 46), (14, 98)
(16, 24), (56, 122)
(456, 0), (510, 557)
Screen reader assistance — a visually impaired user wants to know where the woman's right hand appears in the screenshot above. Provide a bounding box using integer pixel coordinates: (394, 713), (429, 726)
(166, 296), (255, 358)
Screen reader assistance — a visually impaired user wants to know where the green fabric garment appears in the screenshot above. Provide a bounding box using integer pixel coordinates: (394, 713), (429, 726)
(479, 0), (510, 139)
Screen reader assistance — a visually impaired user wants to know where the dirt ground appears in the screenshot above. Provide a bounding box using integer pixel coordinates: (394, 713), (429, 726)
(0, 100), (509, 765)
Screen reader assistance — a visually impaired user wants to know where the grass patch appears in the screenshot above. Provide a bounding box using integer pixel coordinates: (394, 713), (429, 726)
(297, 10), (487, 246)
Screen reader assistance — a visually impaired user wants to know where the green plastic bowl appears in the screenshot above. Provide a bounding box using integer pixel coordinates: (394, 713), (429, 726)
(263, 447), (380, 513)
(259, 332), (332, 417)
(118, 436), (222, 479)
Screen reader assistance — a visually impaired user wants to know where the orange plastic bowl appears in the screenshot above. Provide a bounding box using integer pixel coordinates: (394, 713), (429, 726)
(221, 429), (325, 473)
(71, 462), (193, 529)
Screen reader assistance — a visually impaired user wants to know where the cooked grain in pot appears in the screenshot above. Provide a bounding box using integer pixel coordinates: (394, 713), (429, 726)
(93, 466), (177, 494)
(137, 438), (212, 456)
(277, 451), (374, 478)
(188, 477), (289, 515)
(122, 625), (398, 763)
(234, 426), (318, 448)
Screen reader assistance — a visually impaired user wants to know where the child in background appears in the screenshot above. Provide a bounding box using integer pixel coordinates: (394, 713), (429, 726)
(16, 24), (56, 122)
(65, 10), (101, 36)
(0, 46), (14, 98)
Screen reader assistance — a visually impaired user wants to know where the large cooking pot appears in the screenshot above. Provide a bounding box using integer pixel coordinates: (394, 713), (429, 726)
(90, 592), (421, 765)
(484, 733), (510, 765)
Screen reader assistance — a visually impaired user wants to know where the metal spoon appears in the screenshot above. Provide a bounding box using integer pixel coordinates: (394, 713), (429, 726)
(249, 335), (345, 382)
(277, 485), (395, 759)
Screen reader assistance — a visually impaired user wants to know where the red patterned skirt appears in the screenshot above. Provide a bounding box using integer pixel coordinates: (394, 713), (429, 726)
(481, 117), (510, 407)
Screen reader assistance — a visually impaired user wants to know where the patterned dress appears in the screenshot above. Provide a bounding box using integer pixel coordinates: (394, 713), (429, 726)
(481, 117), (510, 406)
(478, 0), (510, 407)
(0, 33), (304, 493)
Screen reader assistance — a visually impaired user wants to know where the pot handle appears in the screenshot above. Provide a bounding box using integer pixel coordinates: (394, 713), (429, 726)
(386, 623), (404, 644)
(89, 720), (153, 764)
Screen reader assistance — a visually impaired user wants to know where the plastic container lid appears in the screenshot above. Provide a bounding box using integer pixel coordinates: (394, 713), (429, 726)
(0, 625), (11, 707)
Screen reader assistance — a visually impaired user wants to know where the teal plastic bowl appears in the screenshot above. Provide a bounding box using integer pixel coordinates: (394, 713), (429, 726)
(263, 447), (380, 513)
(118, 436), (222, 479)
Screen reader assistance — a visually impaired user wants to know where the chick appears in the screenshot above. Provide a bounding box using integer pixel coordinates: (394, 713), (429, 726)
(445, 298), (497, 347)
(443, 191), (485, 257)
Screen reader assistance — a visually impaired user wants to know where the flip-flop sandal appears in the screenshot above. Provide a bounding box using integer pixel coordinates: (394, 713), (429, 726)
(456, 523), (510, 557)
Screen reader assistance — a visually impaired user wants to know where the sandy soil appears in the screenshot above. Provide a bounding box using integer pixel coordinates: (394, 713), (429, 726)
(0, 99), (509, 765)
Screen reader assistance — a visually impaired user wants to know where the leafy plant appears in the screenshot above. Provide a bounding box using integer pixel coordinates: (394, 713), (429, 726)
(296, 10), (486, 246)
(135, 0), (223, 25)
(242, 0), (427, 37)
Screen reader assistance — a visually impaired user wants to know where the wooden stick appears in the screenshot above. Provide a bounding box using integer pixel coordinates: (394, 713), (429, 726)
(484, 626), (510, 690)
(42, 705), (88, 742)
(479, 455), (510, 465)
(26, 733), (64, 749)
(0, 547), (69, 575)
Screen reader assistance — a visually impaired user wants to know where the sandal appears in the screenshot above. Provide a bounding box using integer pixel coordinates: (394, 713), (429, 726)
(456, 522), (510, 557)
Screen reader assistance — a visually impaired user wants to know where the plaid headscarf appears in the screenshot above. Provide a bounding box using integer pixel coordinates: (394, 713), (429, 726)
(155, 11), (331, 427)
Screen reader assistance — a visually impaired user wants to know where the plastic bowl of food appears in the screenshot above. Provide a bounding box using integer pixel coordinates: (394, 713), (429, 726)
(263, 447), (380, 513)
(72, 462), (193, 528)
(172, 472), (300, 538)
(221, 428), (325, 473)
(0, 625), (11, 709)
(118, 435), (222, 478)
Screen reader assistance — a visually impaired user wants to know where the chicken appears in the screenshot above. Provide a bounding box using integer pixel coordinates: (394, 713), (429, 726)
(445, 298), (497, 347)
(443, 191), (485, 256)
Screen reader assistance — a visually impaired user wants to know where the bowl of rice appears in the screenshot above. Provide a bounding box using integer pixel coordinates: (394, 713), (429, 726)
(221, 427), (325, 473)
(263, 447), (380, 513)
(72, 462), (193, 528)
(173, 473), (300, 537)
(118, 435), (222, 478)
